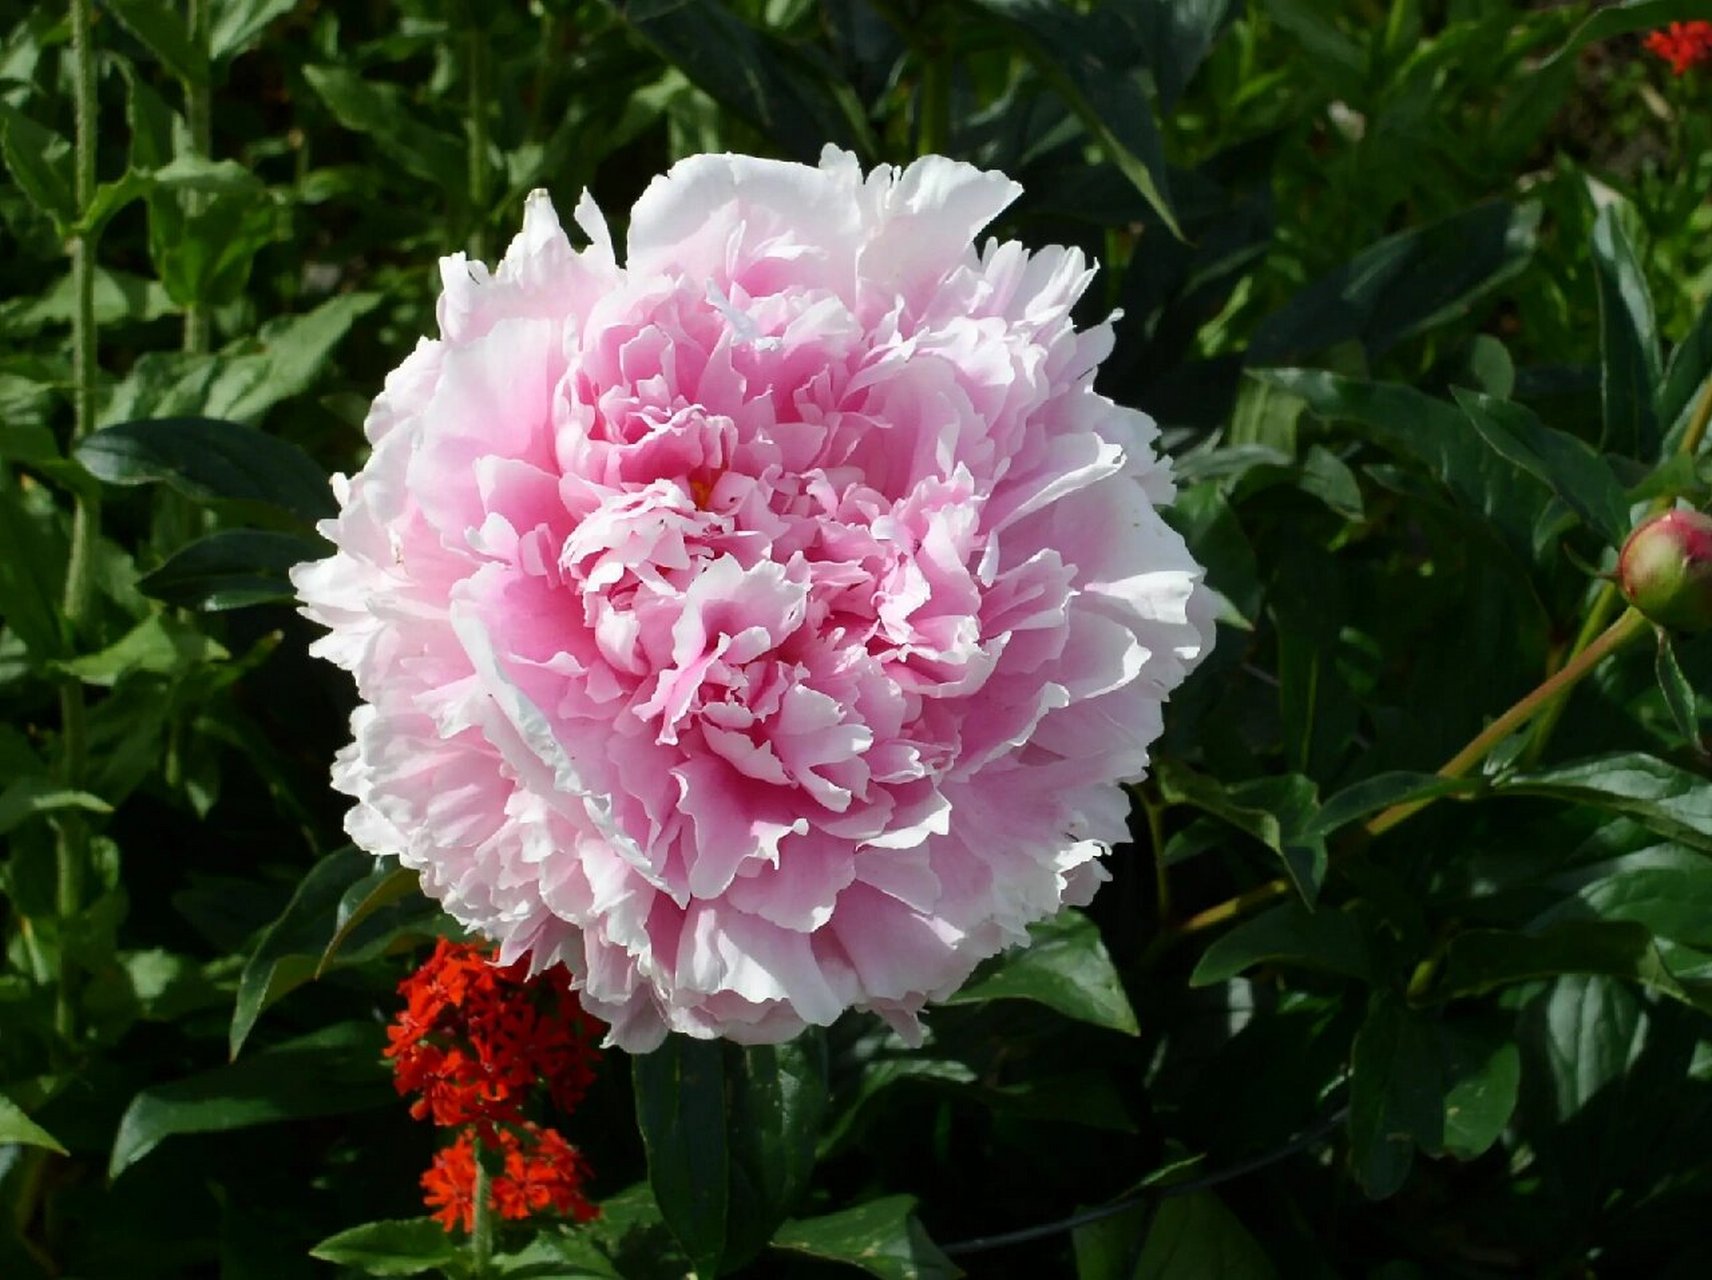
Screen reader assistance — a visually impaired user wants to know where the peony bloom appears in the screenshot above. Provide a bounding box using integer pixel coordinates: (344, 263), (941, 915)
(295, 147), (1213, 1052)
(1644, 21), (1712, 75)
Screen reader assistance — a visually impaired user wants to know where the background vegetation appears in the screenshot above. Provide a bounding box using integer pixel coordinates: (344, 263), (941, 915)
(3, 0), (1712, 1276)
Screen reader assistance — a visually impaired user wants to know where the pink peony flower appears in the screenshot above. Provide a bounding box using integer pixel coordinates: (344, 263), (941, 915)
(293, 147), (1214, 1052)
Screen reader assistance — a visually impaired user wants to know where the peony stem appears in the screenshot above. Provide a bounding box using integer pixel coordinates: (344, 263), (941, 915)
(1523, 371), (1712, 765)
(55, 0), (102, 1042)
(918, 37), (950, 156)
(1170, 607), (1652, 940)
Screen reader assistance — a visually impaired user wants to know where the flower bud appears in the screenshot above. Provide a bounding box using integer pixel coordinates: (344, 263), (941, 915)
(1617, 509), (1712, 632)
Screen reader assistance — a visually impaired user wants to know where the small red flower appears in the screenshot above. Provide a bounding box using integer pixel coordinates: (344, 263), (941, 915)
(421, 1131), (480, 1233)
(1644, 21), (1712, 75)
(384, 939), (602, 1130)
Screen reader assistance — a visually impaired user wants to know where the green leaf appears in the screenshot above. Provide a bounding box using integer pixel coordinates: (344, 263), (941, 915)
(1654, 631), (1702, 748)
(0, 776), (112, 836)
(309, 1219), (462, 1276)
(109, 1021), (393, 1177)
(943, 909), (1139, 1034)
(208, 0), (298, 61)
(101, 0), (208, 86)
(76, 416), (335, 521)
(303, 66), (465, 191)
(1452, 389), (1631, 548)
(1498, 754), (1712, 853)
(1538, 866), (1712, 951)
(1132, 1191), (1277, 1279)
(771, 1196), (961, 1280)
(1158, 764), (1326, 906)
(0, 1091), (67, 1154)
(633, 1036), (730, 1279)
(1348, 994), (1443, 1199)
(1433, 921), (1708, 1011)
(1256, 368), (1547, 554)
(607, 0), (871, 165)
(1248, 202), (1538, 364)
(319, 865), (421, 976)
(1190, 901), (1370, 987)
(0, 104), (74, 229)
(968, 0), (1180, 236)
(1305, 772), (1480, 841)
(231, 847), (390, 1056)
(151, 154), (266, 194)
(1660, 288), (1712, 445)
(1436, 1023), (1520, 1161)
(137, 529), (324, 611)
(1590, 201), (1663, 457)
(0, 476), (68, 659)
(50, 613), (228, 686)
(634, 1034), (828, 1277)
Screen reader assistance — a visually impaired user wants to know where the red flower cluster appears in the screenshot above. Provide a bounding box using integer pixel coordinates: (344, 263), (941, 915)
(388, 939), (603, 1234)
(386, 938), (601, 1128)
(1645, 22), (1712, 75)
(421, 1125), (598, 1233)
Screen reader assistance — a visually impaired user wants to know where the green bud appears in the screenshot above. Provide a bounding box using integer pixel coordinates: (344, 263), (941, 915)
(1618, 509), (1712, 632)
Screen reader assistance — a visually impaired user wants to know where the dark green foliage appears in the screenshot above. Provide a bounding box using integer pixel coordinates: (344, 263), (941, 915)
(3, 1), (1712, 1277)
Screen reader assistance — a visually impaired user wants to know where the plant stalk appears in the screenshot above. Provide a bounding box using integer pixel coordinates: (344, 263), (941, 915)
(56, 0), (102, 1041)
(1170, 607), (1653, 940)
(466, 24), (491, 261)
(182, 0), (212, 355)
(470, 1140), (495, 1275)
(918, 39), (951, 156)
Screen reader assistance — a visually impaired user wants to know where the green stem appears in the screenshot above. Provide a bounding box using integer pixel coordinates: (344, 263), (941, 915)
(470, 1140), (495, 1276)
(1170, 608), (1652, 940)
(1524, 371), (1712, 765)
(466, 25), (491, 261)
(182, 0), (212, 355)
(57, 0), (102, 1042)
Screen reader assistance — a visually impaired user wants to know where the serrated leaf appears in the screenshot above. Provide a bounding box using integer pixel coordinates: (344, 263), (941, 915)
(303, 65), (465, 191)
(0, 104), (74, 228)
(109, 1021), (392, 1177)
(944, 909), (1139, 1034)
(101, 0), (208, 86)
(138, 529), (325, 611)
(309, 1219), (461, 1276)
(772, 1196), (961, 1280)
(76, 416), (335, 521)
(1453, 388), (1631, 547)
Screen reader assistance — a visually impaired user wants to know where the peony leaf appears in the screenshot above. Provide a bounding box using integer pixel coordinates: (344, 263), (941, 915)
(1590, 200), (1663, 458)
(0, 1091), (67, 1155)
(76, 416), (336, 521)
(945, 909), (1139, 1034)
(1436, 1023), (1520, 1162)
(1653, 631), (1703, 749)
(138, 529), (326, 612)
(771, 1196), (961, 1280)
(318, 865), (422, 977)
(308, 1219), (463, 1276)
(109, 1021), (393, 1178)
(1496, 753), (1712, 853)
(1660, 289), (1712, 449)
(633, 1036), (731, 1279)
(635, 1034), (828, 1277)
(1305, 772), (1481, 841)
(1428, 921), (1712, 1014)
(302, 66), (465, 192)
(1348, 994), (1443, 1200)
(1248, 201), (1538, 364)
(1190, 902), (1371, 987)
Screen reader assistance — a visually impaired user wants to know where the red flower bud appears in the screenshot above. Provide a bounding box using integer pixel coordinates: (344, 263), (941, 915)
(1618, 510), (1712, 632)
